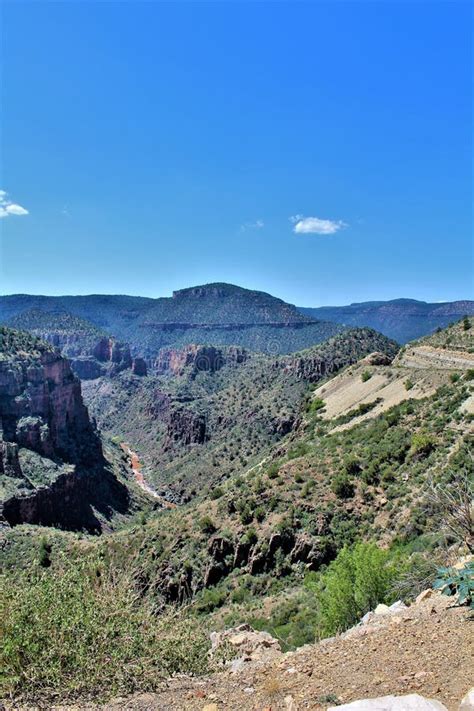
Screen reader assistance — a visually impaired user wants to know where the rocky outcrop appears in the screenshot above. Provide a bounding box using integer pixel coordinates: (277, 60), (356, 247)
(154, 344), (248, 377)
(282, 328), (398, 383)
(209, 623), (281, 666)
(362, 351), (394, 366)
(0, 349), (99, 463)
(132, 357), (147, 376)
(0, 328), (129, 531)
(164, 407), (208, 448)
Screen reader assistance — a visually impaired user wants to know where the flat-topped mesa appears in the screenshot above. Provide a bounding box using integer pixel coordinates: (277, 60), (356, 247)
(154, 344), (248, 376)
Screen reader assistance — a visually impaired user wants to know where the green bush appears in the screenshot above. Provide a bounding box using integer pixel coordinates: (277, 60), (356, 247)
(331, 472), (355, 499)
(0, 558), (211, 701)
(307, 398), (326, 414)
(410, 432), (436, 459)
(317, 543), (399, 637)
(361, 370), (372, 382)
(198, 515), (217, 534)
(433, 561), (474, 608)
(210, 486), (224, 500)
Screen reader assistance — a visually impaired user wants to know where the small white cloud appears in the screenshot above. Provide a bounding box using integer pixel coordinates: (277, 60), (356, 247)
(0, 189), (29, 218)
(240, 219), (265, 232)
(290, 214), (346, 235)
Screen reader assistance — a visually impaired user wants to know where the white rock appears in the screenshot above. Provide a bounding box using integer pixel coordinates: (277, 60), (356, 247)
(284, 695), (298, 711)
(374, 603), (391, 615)
(460, 688), (474, 711)
(388, 600), (407, 613)
(415, 589), (434, 605)
(328, 694), (448, 711)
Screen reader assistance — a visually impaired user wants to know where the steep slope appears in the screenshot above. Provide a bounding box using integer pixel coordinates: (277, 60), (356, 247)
(81, 328), (398, 499)
(5, 309), (141, 380)
(299, 299), (474, 343)
(309, 317), (474, 431)
(0, 327), (131, 531)
(0, 284), (345, 356)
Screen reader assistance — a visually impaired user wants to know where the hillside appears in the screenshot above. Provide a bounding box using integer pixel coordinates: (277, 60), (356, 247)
(299, 298), (474, 344)
(1, 320), (473, 708)
(81, 328), (398, 499)
(5, 309), (145, 380)
(0, 284), (346, 357)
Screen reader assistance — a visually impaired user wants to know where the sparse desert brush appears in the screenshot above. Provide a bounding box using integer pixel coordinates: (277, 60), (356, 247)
(261, 674), (283, 698)
(0, 555), (211, 702)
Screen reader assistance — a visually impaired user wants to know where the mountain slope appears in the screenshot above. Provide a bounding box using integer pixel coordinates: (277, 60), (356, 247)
(298, 299), (474, 343)
(81, 328), (398, 499)
(0, 284), (345, 356)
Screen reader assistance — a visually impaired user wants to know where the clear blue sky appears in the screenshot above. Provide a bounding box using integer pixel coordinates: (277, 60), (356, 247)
(1, 1), (472, 306)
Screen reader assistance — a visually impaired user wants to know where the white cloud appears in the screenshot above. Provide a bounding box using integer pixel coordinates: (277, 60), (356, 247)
(240, 219), (265, 232)
(290, 214), (346, 235)
(0, 189), (29, 218)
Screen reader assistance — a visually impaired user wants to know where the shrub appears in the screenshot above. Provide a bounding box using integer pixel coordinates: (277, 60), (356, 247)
(307, 398), (326, 414)
(267, 462), (280, 479)
(465, 369), (474, 381)
(317, 543), (400, 637)
(463, 316), (471, 331)
(198, 515), (217, 534)
(449, 373), (460, 383)
(210, 486), (224, 500)
(254, 506), (266, 522)
(243, 527), (258, 545)
(331, 472), (355, 499)
(361, 370), (372, 382)
(0, 558), (211, 701)
(405, 379), (414, 391)
(410, 432), (436, 459)
(239, 505), (253, 525)
(433, 561), (474, 608)
(38, 537), (51, 568)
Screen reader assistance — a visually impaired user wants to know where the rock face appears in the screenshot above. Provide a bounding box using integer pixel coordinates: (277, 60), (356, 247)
(0, 328), (129, 531)
(164, 407), (208, 448)
(154, 344), (248, 377)
(0, 349), (99, 463)
(132, 357), (147, 376)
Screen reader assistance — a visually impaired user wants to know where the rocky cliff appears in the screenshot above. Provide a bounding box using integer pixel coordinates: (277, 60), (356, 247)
(4, 310), (136, 380)
(0, 327), (129, 531)
(154, 344), (248, 376)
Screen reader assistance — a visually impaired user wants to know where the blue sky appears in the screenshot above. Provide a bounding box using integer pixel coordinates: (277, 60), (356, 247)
(1, 1), (472, 306)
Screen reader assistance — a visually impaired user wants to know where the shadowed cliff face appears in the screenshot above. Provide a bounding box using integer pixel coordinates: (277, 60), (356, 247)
(0, 327), (130, 532)
(0, 349), (100, 463)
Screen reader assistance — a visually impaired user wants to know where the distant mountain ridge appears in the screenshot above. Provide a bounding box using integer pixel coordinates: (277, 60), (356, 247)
(1, 286), (472, 353)
(0, 284), (344, 356)
(298, 298), (474, 343)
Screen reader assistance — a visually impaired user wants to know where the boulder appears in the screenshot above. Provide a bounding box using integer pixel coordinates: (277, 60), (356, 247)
(460, 689), (474, 711)
(210, 623), (281, 665)
(328, 695), (448, 711)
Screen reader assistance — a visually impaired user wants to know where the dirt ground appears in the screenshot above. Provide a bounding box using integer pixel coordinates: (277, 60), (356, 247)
(21, 594), (472, 711)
